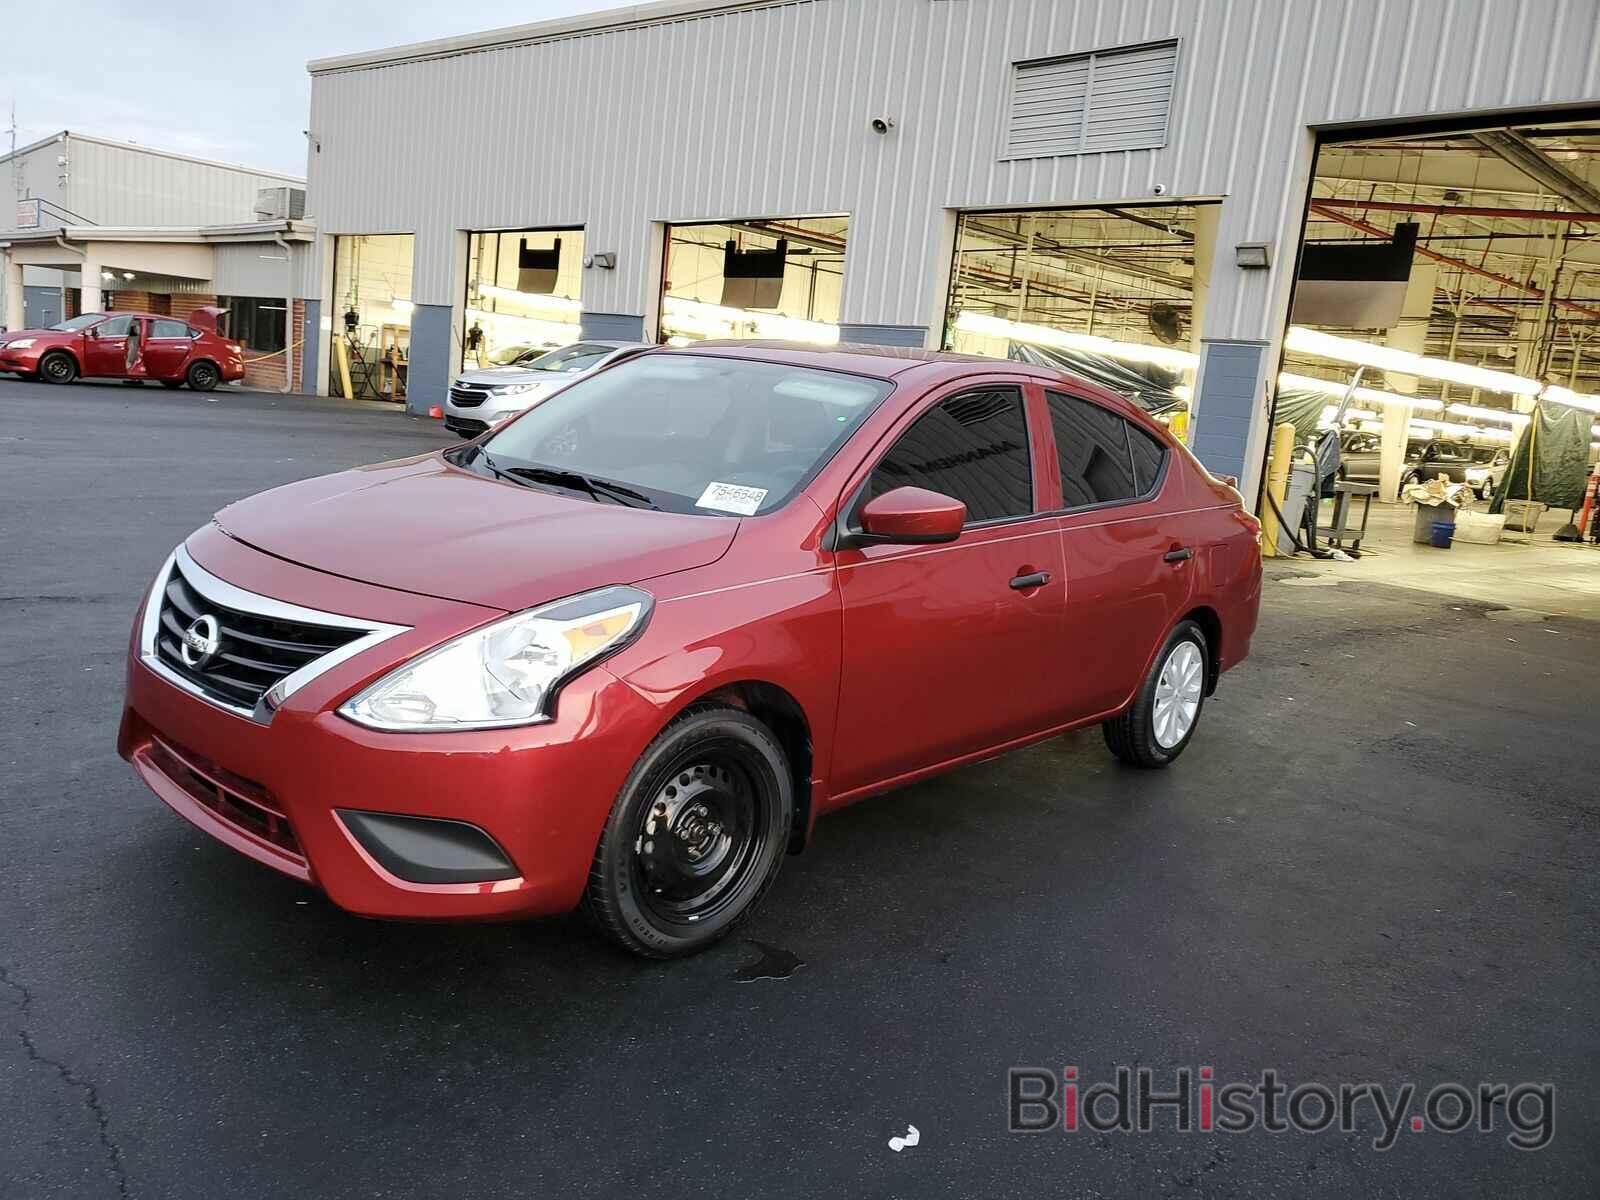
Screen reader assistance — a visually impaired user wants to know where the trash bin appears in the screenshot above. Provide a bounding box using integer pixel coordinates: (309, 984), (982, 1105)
(1429, 521), (1455, 549)
(1502, 499), (1547, 533)
(1412, 500), (1455, 543)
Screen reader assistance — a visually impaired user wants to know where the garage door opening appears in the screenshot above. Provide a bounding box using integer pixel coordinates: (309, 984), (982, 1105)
(462, 227), (584, 370)
(941, 203), (1217, 438)
(1275, 116), (1600, 612)
(658, 215), (846, 345)
(330, 234), (414, 402)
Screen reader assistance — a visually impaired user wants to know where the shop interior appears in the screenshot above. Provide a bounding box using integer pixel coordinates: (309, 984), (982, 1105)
(941, 203), (1216, 438)
(461, 227), (584, 369)
(658, 216), (846, 345)
(330, 234), (415, 402)
(1268, 117), (1600, 615)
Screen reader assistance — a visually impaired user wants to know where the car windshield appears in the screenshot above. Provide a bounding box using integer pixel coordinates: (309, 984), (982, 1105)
(1470, 447), (1502, 464)
(49, 314), (105, 332)
(487, 343), (533, 365)
(470, 353), (892, 515)
(522, 343), (615, 373)
(1429, 442), (1470, 461)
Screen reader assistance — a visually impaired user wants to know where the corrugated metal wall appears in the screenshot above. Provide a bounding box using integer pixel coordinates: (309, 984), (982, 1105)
(0, 137), (77, 234)
(64, 137), (302, 229)
(211, 241), (317, 300)
(307, 0), (1600, 339)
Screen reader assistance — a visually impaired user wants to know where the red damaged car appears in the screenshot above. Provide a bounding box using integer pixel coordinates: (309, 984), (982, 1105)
(0, 308), (243, 390)
(119, 344), (1261, 957)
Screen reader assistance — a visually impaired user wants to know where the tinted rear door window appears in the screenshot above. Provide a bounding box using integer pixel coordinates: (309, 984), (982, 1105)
(868, 387), (1032, 522)
(1046, 390), (1140, 506)
(1128, 422), (1168, 494)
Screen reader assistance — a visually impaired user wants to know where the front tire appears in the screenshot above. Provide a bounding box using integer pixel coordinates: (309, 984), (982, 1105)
(186, 360), (220, 391)
(583, 705), (793, 958)
(38, 351), (78, 385)
(1103, 621), (1209, 769)
(1479, 479), (1494, 502)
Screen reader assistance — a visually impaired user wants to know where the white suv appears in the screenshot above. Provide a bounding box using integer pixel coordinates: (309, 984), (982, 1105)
(443, 341), (648, 438)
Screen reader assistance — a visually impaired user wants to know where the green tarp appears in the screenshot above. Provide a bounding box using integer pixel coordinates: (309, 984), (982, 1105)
(1489, 402), (1591, 515)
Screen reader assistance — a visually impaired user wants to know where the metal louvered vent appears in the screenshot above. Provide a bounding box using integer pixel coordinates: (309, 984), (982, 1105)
(1002, 40), (1179, 160)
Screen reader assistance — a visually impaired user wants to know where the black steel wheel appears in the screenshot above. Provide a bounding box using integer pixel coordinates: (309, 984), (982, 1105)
(584, 705), (792, 958)
(39, 351), (78, 385)
(187, 360), (220, 391)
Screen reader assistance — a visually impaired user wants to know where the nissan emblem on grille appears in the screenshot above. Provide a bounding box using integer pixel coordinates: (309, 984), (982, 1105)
(180, 614), (221, 667)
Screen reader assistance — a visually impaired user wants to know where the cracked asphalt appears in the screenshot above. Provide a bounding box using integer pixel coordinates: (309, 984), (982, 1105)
(2, 380), (1598, 1197)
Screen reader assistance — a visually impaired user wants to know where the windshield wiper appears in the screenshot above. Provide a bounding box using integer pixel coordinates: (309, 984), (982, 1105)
(508, 465), (661, 510)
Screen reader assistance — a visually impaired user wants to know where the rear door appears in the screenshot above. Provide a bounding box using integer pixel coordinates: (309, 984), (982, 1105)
(830, 380), (1068, 795)
(143, 319), (196, 379)
(1047, 388), (1192, 720)
(83, 315), (134, 377)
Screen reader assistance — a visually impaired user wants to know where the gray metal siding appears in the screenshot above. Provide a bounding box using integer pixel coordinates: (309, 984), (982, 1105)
(211, 242), (316, 299)
(307, 0), (1600, 343)
(64, 137), (302, 229)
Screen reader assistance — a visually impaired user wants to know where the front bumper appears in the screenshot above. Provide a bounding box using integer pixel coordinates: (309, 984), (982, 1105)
(118, 532), (663, 920)
(0, 346), (45, 373)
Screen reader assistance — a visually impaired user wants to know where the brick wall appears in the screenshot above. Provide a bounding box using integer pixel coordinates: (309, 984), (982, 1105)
(171, 294), (218, 324)
(106, 292), (156, 315)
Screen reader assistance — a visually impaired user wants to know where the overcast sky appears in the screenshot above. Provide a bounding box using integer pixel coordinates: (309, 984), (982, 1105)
(5, 1), (619, 177)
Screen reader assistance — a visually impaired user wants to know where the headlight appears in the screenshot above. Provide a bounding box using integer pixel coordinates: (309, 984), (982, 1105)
(7, 338), (35, 350)
(1465, 467), (1487, 482)
(494, 382), (542, 396)
(339, 585), (652, 731)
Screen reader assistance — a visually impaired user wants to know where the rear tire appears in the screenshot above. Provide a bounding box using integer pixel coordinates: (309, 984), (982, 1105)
(582, 705), (793, 958)
(186, 361), (220, 391)
(38, 351), (77, 385)
(1103, 621), (1209, 769)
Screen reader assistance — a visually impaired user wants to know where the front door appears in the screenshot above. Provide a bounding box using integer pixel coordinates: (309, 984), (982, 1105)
(831, 383), (1068, 797)
(83, 314), (134, 378)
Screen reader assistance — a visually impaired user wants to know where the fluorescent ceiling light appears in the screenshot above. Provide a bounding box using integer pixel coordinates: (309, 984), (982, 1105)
(1446, 402), (1529, 426)
(1172, 383), (1193, 401)
(954, 312), (1197, 371)
(465, 310), (580, 344)
(475, 284), (582, 316)
(391, 299), (415, 313)
(1542, 385), (1600, 415)
(1278, 371), (1443, 413)
(1409, 417), (1480, 436)
(662, 296), (839, 345)
(1285, 326), (1539, 396)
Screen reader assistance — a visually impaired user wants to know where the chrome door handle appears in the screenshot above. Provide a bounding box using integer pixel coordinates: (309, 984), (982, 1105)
(1009, 571), (1051, 590)
(1163, 548), (1193, 563)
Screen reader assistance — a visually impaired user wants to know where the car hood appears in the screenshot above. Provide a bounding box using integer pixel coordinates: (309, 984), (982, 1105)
(0, 327), (68, 343)
(211, 455), (738, 612)
(454, 366), (563, 388)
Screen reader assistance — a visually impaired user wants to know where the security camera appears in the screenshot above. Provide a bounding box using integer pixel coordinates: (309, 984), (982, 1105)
(1152, 183), (1167, 195)
(870, 117), (896, 134)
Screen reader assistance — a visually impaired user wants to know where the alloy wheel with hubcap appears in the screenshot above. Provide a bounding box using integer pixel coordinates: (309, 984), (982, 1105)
(1102, 620), (1210, 768)
(188, 361), (220, 391)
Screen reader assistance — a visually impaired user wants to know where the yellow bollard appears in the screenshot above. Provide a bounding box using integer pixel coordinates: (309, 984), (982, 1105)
(1259, 422), (1297, 557)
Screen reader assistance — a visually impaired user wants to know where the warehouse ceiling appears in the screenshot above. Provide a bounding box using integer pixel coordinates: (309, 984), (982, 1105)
(1293, 119), (1600, 404)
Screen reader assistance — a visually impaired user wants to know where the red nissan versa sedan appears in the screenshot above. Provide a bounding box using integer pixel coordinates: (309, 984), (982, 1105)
(0, 309), (244, 390)
(119, 344), (1261, 957)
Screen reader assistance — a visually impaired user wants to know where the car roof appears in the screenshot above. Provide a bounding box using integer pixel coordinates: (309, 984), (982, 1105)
(668, 340), (1036, 380)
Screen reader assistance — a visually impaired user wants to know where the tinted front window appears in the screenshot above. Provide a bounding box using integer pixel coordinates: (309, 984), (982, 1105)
(1047, 390), (1139, 506)
(480, 354), (891, 515)
(96, 316), (134, 337)
(868, 387), (1032, 523)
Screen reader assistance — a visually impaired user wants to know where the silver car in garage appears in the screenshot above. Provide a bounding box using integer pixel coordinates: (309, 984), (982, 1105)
(443, 340), (649, 438)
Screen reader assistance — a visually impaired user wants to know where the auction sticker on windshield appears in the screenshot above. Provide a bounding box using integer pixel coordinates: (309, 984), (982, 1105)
(696, 482), (768, 515)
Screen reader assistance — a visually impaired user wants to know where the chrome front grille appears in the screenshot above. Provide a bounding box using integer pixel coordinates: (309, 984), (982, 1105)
(449, 384), (491, 408)
(141, 543), (410, 722)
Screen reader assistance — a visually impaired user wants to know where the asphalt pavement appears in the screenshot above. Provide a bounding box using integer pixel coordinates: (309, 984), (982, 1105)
(1, 378), (1596, 1197)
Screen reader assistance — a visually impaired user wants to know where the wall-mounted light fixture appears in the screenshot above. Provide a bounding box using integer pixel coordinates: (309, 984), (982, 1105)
(583, 252), (617, 270)
(1235, 242), (1272, 269)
